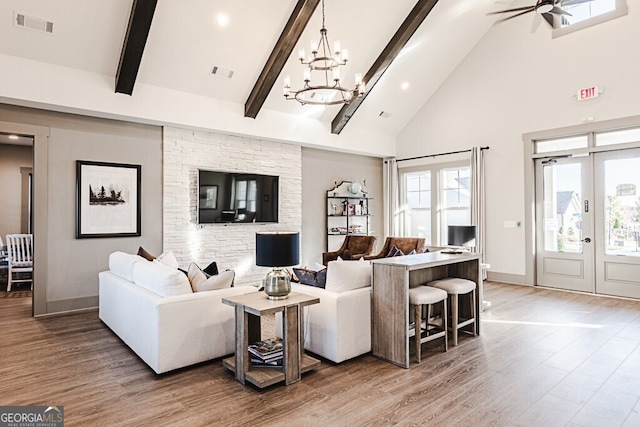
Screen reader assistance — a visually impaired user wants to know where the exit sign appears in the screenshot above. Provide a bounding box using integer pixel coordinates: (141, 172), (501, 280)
(577, 86), (599, 101)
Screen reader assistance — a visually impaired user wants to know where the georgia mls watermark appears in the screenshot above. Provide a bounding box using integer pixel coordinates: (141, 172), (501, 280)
(0, 406), (64, 427)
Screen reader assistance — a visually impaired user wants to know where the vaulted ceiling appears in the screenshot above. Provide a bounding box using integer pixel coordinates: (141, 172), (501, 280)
(0, 0), (512, 151)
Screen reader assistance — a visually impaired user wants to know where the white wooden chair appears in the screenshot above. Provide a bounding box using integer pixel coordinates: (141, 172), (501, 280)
(6, 234), (33, 292)
(0, 236), (8, 286)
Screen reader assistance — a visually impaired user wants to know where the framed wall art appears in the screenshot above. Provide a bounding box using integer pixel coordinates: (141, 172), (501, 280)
(76, 160), (141, 238)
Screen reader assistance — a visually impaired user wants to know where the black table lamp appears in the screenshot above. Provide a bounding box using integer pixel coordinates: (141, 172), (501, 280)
(256, 232), (300, 300)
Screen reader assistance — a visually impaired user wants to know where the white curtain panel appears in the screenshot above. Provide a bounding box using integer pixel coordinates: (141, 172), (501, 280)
(383, 158), (400, 237)
(470, 147), (486, 260)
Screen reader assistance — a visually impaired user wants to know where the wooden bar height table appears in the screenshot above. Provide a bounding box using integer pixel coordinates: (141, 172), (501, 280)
(222, 291), (320, 388)
(371, 252), (482, 368)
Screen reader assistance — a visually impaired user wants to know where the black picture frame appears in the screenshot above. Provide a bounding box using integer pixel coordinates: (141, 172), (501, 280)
(76, 160), (141, 238)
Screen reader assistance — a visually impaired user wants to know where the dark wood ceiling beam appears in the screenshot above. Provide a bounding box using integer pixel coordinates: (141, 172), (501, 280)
(115, 0), (158, 95)
(244, 0), (320, 119)
(331, 0), (439, 134)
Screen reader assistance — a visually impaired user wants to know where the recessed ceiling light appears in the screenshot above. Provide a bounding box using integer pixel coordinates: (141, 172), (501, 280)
(401, 82), (410, 90)
(217, 13), (229, 27)
(8, 135), (19, 140)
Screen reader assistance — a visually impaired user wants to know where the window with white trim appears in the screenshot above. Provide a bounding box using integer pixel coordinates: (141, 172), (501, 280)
(554, 0), (627, 37)
(401, 162), (471, 246)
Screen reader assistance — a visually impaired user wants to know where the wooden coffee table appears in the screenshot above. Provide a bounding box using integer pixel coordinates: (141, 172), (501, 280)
(222, 291), (320, 388)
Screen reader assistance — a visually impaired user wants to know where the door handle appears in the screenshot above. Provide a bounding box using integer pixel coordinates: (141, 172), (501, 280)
(581, 237), (591, 243)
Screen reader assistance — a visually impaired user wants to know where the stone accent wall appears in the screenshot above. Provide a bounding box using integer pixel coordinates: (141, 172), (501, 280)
(163, 127), (302, 287)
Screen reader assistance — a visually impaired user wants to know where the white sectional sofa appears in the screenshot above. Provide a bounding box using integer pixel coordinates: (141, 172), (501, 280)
(98, 251), (257, 374)
(278, 259), (372, 363)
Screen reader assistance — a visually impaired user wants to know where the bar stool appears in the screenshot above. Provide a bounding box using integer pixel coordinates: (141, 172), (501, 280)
(428, 278), (476, 346)
(408, 286), (448, 362)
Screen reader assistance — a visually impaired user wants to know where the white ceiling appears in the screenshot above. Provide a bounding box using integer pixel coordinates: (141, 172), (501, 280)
(0, 0), (513, 141)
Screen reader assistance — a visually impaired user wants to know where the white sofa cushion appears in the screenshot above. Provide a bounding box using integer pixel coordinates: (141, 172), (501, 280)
(325, 259), (372, 293)
(109, 251), (144, 282)
(132, 259), (192, 297)
(196, 270), (235, 292)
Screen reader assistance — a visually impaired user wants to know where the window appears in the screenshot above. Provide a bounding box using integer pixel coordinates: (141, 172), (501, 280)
(401, 163), (470, 246)
(535, 135), (588, 154)
(441, 167), (471, 239)
(404, 171), (431, 242)
(554, 0), (627, 38)
(562, 0), (616, 25)
(596, 127), (640, 147)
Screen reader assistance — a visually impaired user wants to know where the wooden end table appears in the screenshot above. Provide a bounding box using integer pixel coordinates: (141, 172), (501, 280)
(222, 291), (320, 388)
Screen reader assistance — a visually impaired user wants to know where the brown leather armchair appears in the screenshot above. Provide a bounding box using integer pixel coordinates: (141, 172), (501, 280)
(364, 237), (426, 260)
(322, 235), (377, 265)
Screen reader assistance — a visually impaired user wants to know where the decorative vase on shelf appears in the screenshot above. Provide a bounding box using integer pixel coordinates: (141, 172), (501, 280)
(348, 181), (362, 195)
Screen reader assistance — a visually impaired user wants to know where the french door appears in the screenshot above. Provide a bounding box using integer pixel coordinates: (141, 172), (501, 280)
(536, 149), (640, 298)
(536, 156), (594, 292)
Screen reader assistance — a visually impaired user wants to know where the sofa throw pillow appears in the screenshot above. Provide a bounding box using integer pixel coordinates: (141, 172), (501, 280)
(137, 246), (156, 262)
(192, 270), (235, 292)
(203, 261), (219, 276)
(386, 245), (401, 257)
(316, 268), (327, 287)
(292, 268), (327, 288)
(155, 251), (180, 269)
(325, 259), (371, 293)
(187, 262), (208, 290)
(132, 259), (192, 297)
(386, 245), (406, 257)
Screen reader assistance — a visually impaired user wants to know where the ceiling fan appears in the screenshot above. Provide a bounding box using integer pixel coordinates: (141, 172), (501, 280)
(488, 0), (591, 28)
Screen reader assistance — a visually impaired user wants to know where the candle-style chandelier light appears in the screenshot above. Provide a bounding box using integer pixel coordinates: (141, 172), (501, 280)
(283, 0), (365, 106)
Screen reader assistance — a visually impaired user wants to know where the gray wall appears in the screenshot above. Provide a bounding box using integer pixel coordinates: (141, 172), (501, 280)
(301, 147), (383, 266)
(0, 104), (163, 314)
(0, 144), (32, 240)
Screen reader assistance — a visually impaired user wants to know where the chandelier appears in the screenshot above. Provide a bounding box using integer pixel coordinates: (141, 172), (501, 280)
(283, 0), (365, 106)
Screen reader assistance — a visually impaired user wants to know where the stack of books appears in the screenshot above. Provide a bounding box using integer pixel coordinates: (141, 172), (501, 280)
(248, 338), (283, 368)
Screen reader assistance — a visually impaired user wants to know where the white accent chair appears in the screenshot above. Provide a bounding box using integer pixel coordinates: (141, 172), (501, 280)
(6, 234), (33, 292)
(277, 259), (372, 363)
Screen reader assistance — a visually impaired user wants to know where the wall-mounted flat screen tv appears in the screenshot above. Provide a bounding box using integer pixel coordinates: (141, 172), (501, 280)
(197, 170), (279, 224)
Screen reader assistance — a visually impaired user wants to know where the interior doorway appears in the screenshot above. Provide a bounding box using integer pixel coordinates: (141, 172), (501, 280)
(534, 148), (640, 299)
(0, 133), (34, 295)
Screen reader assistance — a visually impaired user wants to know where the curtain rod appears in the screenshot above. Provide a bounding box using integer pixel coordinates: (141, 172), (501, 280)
(388, 146), (490, 163)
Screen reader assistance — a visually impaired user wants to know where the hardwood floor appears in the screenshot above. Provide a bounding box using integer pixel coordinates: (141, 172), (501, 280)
(2, 282), (640, 426)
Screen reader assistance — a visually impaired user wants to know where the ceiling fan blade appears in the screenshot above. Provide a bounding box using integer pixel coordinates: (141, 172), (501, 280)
(530, 12), (543, 33)
(549, 6), (572, 15)
(496, 8), (536, 22)
(487, 5), (537, 15)
(541, 12), (555, 27)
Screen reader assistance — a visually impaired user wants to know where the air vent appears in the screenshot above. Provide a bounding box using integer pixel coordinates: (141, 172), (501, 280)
(14, 12), (54, 34)
(211, 65), (234, 79)
(379, 111), (392, 118)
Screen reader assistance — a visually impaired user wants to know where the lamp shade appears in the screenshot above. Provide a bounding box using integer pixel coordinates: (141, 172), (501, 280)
(256, 232), (300, 267)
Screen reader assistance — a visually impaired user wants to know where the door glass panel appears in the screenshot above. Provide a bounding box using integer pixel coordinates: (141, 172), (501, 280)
(603, 157), (640, 256)
(535, 136), (588, 153)
(595, 127), (640, 147)
(542, 162), (583, 252)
